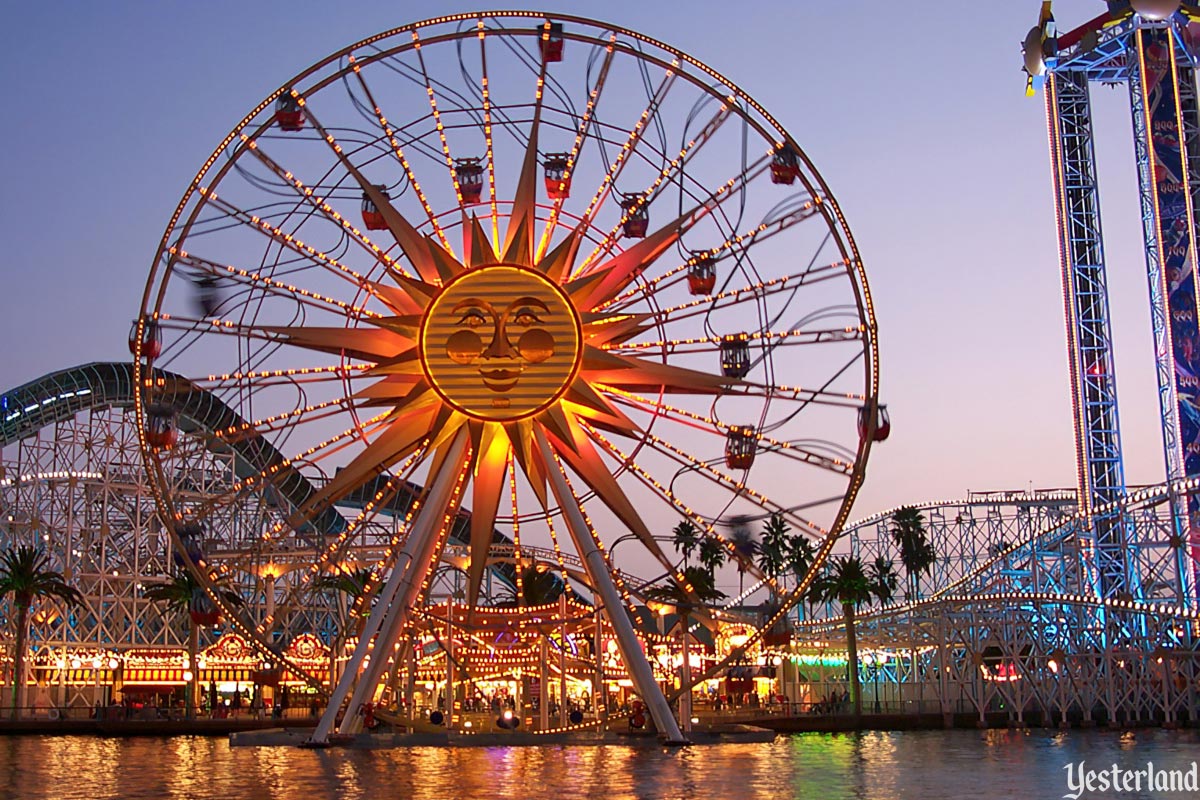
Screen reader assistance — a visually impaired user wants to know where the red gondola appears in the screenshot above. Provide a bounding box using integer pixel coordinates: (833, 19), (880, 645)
(145, 403), (177, 450)
(543, 153), (571, 199)
(361, 186), (389, 231)
(541, 22), (564, 63)
(770, 146), (801, 185)
(128, 319), (162, 361)
(725, 427), (756, 470)
(274, 93), (305, 132)
(173, 521), (206, 568)
(720, 333), (751, 378)
(687, 254), (717, 295)
(457, 157), (484, 204)
(857, 403), (891, 442)
(189, 588), (221, 626)
(621, 193), (649, 238)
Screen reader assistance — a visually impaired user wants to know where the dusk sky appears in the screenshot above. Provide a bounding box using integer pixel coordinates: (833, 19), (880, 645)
(0, 0), (1166, 524)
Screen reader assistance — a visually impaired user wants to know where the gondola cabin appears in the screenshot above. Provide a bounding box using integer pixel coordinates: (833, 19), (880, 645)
(189, 589), (221, 626)
(173, 521), (206, 568)
(720, 333), (752, 378)
(541, 22), (564, 63)
(770, 146), (801, 185)
(361, 186), (389, 230)
(857, 403), (891, 442)
(194, 276), (222, 318)
(725, 427), (757, 470)
(543, 153), (571, 199)
(274, 93), (305, 132)
(144, 404), (177, 450)
(457, 158), (484, 204)
(687, 255), (717, 296)
(128, 319), (162, 361)
(621, 193), (649, 238)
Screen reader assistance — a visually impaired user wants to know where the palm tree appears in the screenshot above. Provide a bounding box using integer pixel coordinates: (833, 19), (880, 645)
(670, 520), (700, 567)
(727, 521), (759, 594)
(0, 546), (82, 719)
(645, 567), (726, 726)
(807, 555), (889, 717)
(697, 535), (727, 577)
(644, 566), (727, 607)
(312, 566), (374, 692)
(891, 507), (934, 714)
(785, 535), (818, 622)
(311, 567), (373, 601)
(757, 514), (789, 581)
(786, 535), (817, 585)
(890, 506), (935, 600)
(143, 569), (242, 720)
(869, 556), (899, 605)
(496, 565), (565, 606)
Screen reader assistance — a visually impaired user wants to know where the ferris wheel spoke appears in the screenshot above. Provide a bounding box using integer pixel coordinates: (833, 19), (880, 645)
(235, 134), (412, 268)
(476, 22), (501, 247)
(153, 315), (289, 348)
(193, 365), (371, 392)
(571, 65), (680, 251)
(302, 446), (434, 613)
(599, 388), (855, 475)
(190, 191), (400, 286)
(171, 251), (383, 321)
(535, 409), (680, 582)
(410, 28), (472, 211)
(192, 410), (395, 522)
(206, 398), (355, 446)
(600, 219), (835, 314)
(349, 55), (455, 253)
(298, 100), (460, 284)
(606, 326), (865, 356)
(646, 259), (849, 324)
(581, 422), (782, 603)
(577, 151), (772, 279)
(498, 31), (551, 267)
(462, 421), (509, 609)
(283, 400), (446, 528)
(541, 444), (644, 615)
(600, 421), (828, 538)
(536, 34), (618, 259)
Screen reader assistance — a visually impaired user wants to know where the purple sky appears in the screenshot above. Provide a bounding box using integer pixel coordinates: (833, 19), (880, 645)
(0, 0), (1167, 523)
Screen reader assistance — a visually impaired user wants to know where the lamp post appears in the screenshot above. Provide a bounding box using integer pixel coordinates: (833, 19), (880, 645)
(91, 656), (103, 710)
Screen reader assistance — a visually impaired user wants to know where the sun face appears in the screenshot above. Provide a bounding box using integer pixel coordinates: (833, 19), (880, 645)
(420, 265), (582, 420)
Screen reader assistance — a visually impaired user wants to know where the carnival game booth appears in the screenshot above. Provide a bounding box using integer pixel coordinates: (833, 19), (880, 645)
(22, 633), (329, 718)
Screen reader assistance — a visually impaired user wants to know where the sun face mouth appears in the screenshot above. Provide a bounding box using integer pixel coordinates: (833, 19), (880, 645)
(479, 362), (523, 392)
(419, 264), (582, 421)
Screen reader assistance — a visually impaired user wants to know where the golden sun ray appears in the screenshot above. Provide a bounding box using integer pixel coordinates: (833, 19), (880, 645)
(269, 142), (739, 612)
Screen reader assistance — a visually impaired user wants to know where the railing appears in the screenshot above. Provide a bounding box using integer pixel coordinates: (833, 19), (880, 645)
(0, 704), (323, 722)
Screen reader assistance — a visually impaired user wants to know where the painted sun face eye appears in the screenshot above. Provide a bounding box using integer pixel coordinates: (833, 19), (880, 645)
(456, 310), (487, 328)
(511, 309), (543, 326)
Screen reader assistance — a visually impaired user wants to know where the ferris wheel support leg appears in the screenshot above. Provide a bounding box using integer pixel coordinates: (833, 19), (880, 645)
(308, 429), (468, 745)
(537, 433), (688, 744)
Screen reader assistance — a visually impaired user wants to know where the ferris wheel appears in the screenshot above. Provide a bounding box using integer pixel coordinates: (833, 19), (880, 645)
(133, 11), (880, 742)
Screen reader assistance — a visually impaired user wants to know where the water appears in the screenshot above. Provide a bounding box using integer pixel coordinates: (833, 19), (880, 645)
(0, 729), (1197, 799)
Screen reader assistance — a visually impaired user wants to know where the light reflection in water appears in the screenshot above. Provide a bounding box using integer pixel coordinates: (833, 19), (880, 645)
(0, 730), (1196, 800)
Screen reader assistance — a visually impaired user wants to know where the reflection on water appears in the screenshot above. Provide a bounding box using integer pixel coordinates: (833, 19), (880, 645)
(0, 729), (1197, 800)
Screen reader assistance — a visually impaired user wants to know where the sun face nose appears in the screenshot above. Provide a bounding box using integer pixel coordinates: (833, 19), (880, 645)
(481, 314), (519, 361)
